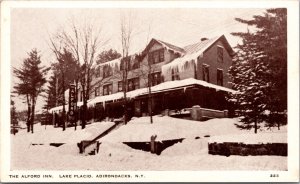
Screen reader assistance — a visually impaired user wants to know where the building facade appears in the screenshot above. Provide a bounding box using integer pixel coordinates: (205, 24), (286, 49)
(52, 35), (235, 121)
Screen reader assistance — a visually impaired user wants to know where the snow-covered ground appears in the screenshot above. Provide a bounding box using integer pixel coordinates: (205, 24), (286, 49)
(11, 116), (287, 170)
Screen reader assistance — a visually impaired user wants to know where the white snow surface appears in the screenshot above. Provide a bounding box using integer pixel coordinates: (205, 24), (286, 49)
(11, 117), (287, 170)
(209, 132), (287, 144)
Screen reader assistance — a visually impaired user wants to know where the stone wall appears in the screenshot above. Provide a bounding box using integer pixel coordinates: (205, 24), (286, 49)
(208, 142), (287, 156)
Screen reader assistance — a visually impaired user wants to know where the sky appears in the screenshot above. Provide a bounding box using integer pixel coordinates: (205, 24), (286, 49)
(10, 7), (266, 112)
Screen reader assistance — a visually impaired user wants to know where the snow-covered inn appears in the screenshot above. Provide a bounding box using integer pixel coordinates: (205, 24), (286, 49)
(50, 35), (235, 122)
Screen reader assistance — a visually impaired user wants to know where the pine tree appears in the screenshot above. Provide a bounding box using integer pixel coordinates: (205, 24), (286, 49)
(11, 100), (18, 135)
(96, 49), (121, 64)
(45, 74), (58, 110)
(50, 48), (79, 130)
(229, 8), (287, 132)
(13, 49), (48, 133)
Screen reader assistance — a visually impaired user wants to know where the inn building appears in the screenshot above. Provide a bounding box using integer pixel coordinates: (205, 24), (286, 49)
(50, 35), (235, 121)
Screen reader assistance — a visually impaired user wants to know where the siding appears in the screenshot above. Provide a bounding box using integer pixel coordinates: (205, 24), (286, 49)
(90, 42), (180, 98)
(196, 40), (232, 88)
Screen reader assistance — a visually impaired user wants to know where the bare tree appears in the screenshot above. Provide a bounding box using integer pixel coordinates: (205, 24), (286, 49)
(138, 56), (159, 124)
(119, 13), (134, 125)
(49, 18), (108, 129)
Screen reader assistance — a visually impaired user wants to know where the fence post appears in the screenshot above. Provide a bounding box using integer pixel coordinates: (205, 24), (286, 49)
(150, 135), (157, 154)
(165, 109), (170, 116)
(224, 110), (228, 118)
(192, 105), (202, 121)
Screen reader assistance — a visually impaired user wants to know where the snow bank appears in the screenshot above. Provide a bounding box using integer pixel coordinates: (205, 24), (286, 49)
(11, 117), (287, 171)
(208, 132), (287, 144)
(13, 121), (115, 145)
(101, 116), (245, 142)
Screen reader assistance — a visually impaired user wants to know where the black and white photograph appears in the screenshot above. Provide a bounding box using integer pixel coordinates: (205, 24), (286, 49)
(1, 0), (299, 182)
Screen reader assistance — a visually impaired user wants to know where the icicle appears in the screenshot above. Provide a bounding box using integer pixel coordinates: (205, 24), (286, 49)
(99, 58), (121, 69)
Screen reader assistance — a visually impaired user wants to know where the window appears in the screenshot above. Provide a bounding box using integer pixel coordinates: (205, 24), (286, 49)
(159, 50), (164, 62)
(171, 68), (180, 81)
(130, 58), (140, 70)
(128, 77), (139, 91)
(95, 67), (101, 78)
(103, 65), (113, 78)
(149, 72), (161, 86)
(118, 81), (123, 92)
(103, 83), (113, 96)
(148, 53), (154, 64)
(148, 49), (164, 64)
(217, 46), (224, 63)
(217, 69), (223, 86)
(95, 86), (100, 96)
(202, 64), (210, 82)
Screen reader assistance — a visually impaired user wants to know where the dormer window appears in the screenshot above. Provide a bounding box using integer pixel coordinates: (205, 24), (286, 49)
(148, 49), (164, 64)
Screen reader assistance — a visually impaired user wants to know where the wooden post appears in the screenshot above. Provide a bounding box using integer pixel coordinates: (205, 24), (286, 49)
(165, 109), (170, 116)
(192, 105), (201, 121)
(224, 110), (228, 118)
(150, 135), (157, 154)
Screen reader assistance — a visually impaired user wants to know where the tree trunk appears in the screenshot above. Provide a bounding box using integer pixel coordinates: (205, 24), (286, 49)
(30, 100), (35, 134)
(26, 95), (31, 133)
(123, 90), (128, 125)
(148, 89), (153, 124)
(62, 72), (66, 131)
(82, 82), (86, 129)
(254, 117), (257, 134)
(123, 68), (128, 125)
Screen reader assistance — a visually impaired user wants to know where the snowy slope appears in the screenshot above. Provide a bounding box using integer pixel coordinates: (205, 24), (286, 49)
(11, 117), (287, 170)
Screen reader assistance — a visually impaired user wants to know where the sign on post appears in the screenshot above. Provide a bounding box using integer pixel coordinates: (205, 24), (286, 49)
(69, 84), (76, 127)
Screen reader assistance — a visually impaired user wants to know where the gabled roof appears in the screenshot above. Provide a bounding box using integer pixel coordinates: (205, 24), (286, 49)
(143, 38), (186, 56)
(161, 35), (234, 75)
(155, 39), (186, 54)
(183, 35), (234, 56)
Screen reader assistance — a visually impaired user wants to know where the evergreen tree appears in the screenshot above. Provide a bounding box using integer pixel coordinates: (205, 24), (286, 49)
(96, 49), (121, 64)
(13, 49), (48, 133)
(229, 8), (287, 133)
(45, 74), (58, 110)
(50, 48), (79, 130)
(11, 100), (18, 135)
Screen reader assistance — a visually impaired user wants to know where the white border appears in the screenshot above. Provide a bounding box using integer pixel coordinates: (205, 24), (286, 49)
(1, 0), (299, 182)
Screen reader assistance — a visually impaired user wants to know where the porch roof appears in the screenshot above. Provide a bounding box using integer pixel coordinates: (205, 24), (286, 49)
(87, 78), (236, 106)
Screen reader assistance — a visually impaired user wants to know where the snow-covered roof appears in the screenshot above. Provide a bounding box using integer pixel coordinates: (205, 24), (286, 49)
(155, 39), (186, 55)
(183, 36), (220, 54)
(95, 58), (121, 69)
(161, 35), (234, 76)
(87, 78), (236, 106)
(48, 101), (84, 113)
(142, 38), (186, 57)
